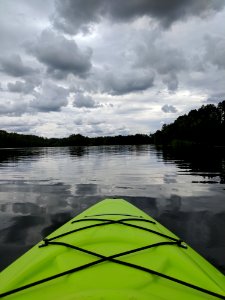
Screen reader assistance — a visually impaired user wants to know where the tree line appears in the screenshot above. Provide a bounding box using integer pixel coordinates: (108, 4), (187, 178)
(151, 100), (225, 146)
(1, 100), (224, 148)
(0, 131), (152, 148)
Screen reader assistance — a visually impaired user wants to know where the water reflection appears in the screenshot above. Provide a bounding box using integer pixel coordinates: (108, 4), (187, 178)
(0, 145), (224, 274)
(157, 206), (225, 273)
(68, 146), (88, 157)
(0, 213), (45, 271)
(41, 212), (73, 238)
(159, 146), (225, 184)
(0, 148), (45, 164)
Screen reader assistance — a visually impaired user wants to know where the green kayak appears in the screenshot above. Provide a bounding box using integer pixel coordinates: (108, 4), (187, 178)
(0, 198), (225, 299)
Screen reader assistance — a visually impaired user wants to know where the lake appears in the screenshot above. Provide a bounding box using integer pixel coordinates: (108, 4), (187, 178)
(0, 145), (225, 274)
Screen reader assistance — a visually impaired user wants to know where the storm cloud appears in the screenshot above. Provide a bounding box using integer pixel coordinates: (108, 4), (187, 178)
(161, 104), (178, 113)
(7, 80), (37, 94)
(28, 30), (92, 79)
(0, 100), (28, 116)
(0, 55), (37, 77)
(30, 82), (69, 112)
(101, 70), (155, 95)
(73, 93), (100, 108)
(204, 35), (225, 70)
(0, 0), (225, 137)
(53, 0), (225, 34)
(163, 73), (179, 92)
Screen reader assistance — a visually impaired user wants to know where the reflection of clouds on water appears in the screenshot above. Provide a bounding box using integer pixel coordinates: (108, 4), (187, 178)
(123, 196), (158, 218)
(41, 211), (73, 238)
(165, 195), (181, 212)
(0, 244), (31, 272)
(157, 202), (225, 273)
(75, 183), (99, 196)
(164, 173), (177, 184)
(0, 182), (72, 213)
(187, 211), (211, 245)
(11, 202), (44, 215)
(0, 145), (224, 274)
(2, 215), (44, 244)
(100, 193), (225, 273)
(0, 214), (45, 271)
(0, 181), (76, 271)
(0, 146), (224, 185)
(208, 212), (225, 272)
(0, 184), (225, 273)
(210, 212), (225, 247)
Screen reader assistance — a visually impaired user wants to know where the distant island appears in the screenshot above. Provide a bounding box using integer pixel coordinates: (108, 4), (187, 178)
(0, 100), (224, 148)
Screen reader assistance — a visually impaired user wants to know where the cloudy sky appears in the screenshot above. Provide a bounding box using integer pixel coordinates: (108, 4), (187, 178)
(0, 0), (225, 138)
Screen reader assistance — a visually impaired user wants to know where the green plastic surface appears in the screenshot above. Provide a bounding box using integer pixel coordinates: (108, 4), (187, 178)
(0, 199), (225, 299)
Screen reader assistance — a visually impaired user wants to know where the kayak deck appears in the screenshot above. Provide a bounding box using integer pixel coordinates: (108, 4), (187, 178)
(0, 198), (225, 299)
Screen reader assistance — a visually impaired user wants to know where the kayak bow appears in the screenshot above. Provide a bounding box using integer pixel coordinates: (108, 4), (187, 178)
(0, 198), (225, 299)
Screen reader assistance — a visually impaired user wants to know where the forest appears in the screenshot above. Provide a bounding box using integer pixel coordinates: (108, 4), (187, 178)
(0, 131), (151, 148)
(151, 100), (225, 146)
(0, 100), (224, 148)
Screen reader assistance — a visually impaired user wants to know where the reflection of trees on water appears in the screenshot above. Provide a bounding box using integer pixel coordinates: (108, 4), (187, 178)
(0, 148), (44, 164)
(68, 144), (152, 157)
(68, 146), (88, 157)
(156, 146), (225, 184)
(0, 145), (155, 164)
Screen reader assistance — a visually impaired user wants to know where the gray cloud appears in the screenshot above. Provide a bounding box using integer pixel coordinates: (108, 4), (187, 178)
(7, 80), (37, 94)
(87, 119), (104, 126)
(84, 124), (130, 137)
(206, 92), (225, 103)
(74, 117), (104, 126)
(70, 65), (155, 96)
(28, 30), (92, 79)
(53, 0), (103, 34)
(163, 73), (179, 91)
(134, 42), (187, 76)
(0, 1), (225, 138)
(101, 70), (155, 95)
(0, 55), (37, 77)
(157, 49), (187, 75)
(0, 100), (28, 116)
(30, 82), (69, 112)
(2, 126), (31, 133)
(73, 93), (100, 108)
(107, 0), (225, 27)
(161, 104), (178, 113)
(74, 118), (83, 126)
(0, 118), (40, 134)
(204, 35), (225, 69)
(53, 0), (225, 34)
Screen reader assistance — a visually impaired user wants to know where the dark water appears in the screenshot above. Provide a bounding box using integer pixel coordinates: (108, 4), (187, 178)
(0, 145), (225, 273)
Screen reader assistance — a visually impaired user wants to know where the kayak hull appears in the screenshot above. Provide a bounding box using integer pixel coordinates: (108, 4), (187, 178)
(0, 199), (225, 299)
